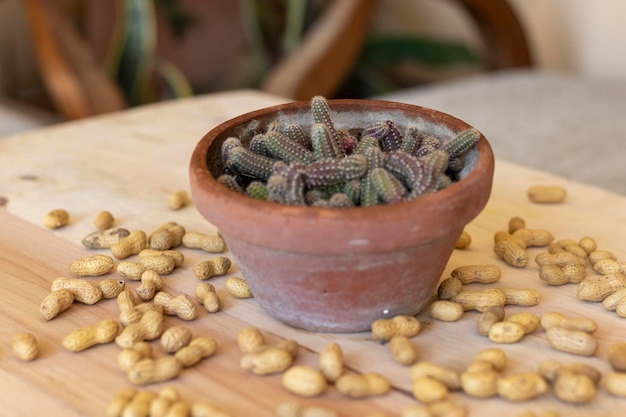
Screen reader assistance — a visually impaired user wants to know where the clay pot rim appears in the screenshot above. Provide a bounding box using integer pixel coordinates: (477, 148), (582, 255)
(189, 99), (494, 252)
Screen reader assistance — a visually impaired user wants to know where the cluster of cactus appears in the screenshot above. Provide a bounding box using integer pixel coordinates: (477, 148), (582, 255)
(217, 96), (480, 208)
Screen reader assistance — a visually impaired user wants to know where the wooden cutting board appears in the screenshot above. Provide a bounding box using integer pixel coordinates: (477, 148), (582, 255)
(1, 90), (626, 416)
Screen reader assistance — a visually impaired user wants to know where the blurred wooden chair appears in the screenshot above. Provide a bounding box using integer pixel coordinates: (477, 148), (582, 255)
(24, 0), (531, 121)
(24, 0), (377, 120)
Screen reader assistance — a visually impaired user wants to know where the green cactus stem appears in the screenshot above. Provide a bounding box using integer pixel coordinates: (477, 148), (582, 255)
(283, 124), (312, 150)
(359, 173), (380, 207)
(312, 193), (355, 208)
(249, 133), (269, 156)
(221, 137), (242, 161)
(311, 95), (345, 157)
(354, 135), (379, 155)
(246, 180), (268, 200)
(264, 131), (314, 165)
(410, 150), (450, 196)
(384, 150), (425, 188)
(283, 164), (307, 205)
(364, 146), (385, 170)
(226, 146), (276, 180)
(371, 167), (407, 204)
(217, 174), (243, 193)
(442, 128), (480, 158)
(401, 127), (424, 155)
(311, 123), (338, 159)
(304, 154), (368, 188)
(415, 135), (441, 157)
(266, 174), (288, 204)
(343, 179), (362, 205)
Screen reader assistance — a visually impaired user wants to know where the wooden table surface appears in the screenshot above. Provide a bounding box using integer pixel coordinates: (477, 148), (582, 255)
(1, 90), (625, 416)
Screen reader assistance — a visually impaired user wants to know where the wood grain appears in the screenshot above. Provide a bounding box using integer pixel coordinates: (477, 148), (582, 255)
(1, 90), (626, 416)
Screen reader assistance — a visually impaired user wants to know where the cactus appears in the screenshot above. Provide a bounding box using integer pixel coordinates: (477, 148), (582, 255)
(216, 96), (480, 208)
(311, 95), (345, 157)
(264, 131), (314, 165)
(442, 128), (480, 158)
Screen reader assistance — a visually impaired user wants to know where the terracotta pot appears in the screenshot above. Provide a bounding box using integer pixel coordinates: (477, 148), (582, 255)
(189, 99), (494, 333)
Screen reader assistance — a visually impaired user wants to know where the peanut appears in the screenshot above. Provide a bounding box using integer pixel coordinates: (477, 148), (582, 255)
(500, 288), (541, 306)
(12, 332), (38, 361)
(155, 222), (186, 247)
(512, 227), (554, 247)
(401, 402), (466, 417)
(117, 290), (144, 326)
(93, 210), (115, 230)
(225, 277), (253, 298)
(161, 326), (193, 353)
(139, 248), (185, 267)
(494, 230), (527, 249)
(412, 376), (448, 403)
(545, 326), (597, 356)
(603, 288), (626, 311)
(148, 228), (176, 251)
(508, 216), (526, 234)
(282, 366), (328, 397)
(494, 240), (528, 267)
(410, 362), (460, 390)
(40, 289), (75, 320)
(538, 263), (587, 285)
(240, 346), (293, 375)
(553, 369), (597, 404)
(138, 256), (176, 275)
(195, 283), (221, 313)
(488, 321), (525, 344)
(116, 261), (146, 281)
(62, 318), (120, 352)
(451, 288), (507, 312)
(371, 315), (421, 340)
(168, 189), (191, 210)
(191, 256), (232, 280)
(389, 335), (419, 365)
(437, 277), (464, 300)
(506, 312), (540, 334)
(111, 230), (148, 259)
(548, 239), (587, 258)
(68, 254), (115, 277)
(460, 365), (499, 398)
(450, 264), (501, 284)
(578, 237), (597, 254)
(454, 230), (471, 249)
(588, 249), (617, 265)
(148, 385), (181, 417)
(538, 359), (600, 384)
(430, 300), (464, 322)
(44, 208), (70, 229)
(154, 291), (198, 320)
(608, 342), (626, 372)
(106, 387), (138, 417)
(594, 258), (625, 275)
(183, 231), (226, 253)
(602, 371), (626, 397)
(616, 297), (626, 317)
(527, 185), (566, 203)
(476, 306), (505, 336)
(319, 342), (344, 382)
(497, 372), (549, 401)
(175, 336), (218, 367)
(115, 308), (164, 348)
(121, 390), (156, 416)
(96, 279), (125, 299)
(136, 270), (163, 301)
(128, 356), (183, 385)
(82, 227), (130, 249)
(276, 401), (337, 417)
(118, 342), (153, 372)
(577, 273), (626, 301)
(237, 326), (266, 354)
(539, 312), (597, 333)
(335, 373), (390, 398)
(51, 277), (103, 304)
(535, 251), (586, 267)
(190, 401), (233, 417)
(475, 348), (507, 372)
